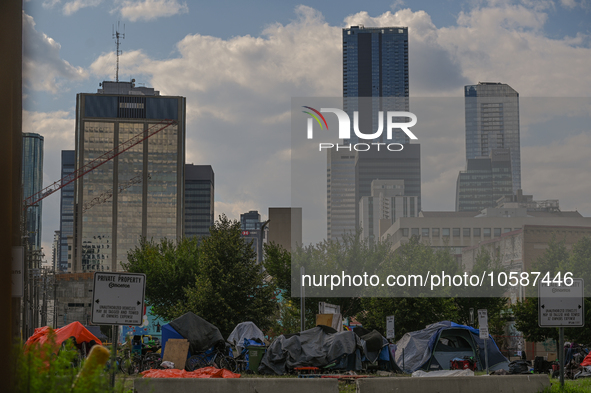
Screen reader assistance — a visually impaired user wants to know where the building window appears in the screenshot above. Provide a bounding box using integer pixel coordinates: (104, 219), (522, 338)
(463, 228), (470, 237)
(432, 228), (440, 237)
(453, 228), (460, 237)
(484, 228), (491, 237)
(402, 228), (409, 237)
(442, 228), (450, 237)
(411, 228), (419, 237)
(422, 228), (429, 237)
(504, 228), (512, 233)
(494, 228), (502, 237)
(473, 228), (481, 237)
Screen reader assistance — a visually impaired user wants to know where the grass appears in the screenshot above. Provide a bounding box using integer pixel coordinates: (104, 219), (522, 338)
(543, 377), (591, 393)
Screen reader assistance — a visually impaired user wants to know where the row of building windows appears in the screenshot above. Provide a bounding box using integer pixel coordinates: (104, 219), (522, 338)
(402, 227), (517, 238)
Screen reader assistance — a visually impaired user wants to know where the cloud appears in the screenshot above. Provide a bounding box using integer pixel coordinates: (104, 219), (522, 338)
(63, 0), (103, 15)
(560, 0), (578, 9)
(113, 0), (189, 22)
(22, 12), (88, 93)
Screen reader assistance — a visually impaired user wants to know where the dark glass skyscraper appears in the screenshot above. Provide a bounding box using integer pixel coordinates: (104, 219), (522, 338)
(184, 164), (214, 238)
(22, 133), (44, 249)
(456, 148), (513, 212)
(464, 82), (520, 193)
(59, 150), (75, 272)
(74, 81), (185, 272)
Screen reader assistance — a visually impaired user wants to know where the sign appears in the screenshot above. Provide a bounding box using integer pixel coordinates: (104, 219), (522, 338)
(91, 272), (146, 325)
(478, 309), (489, 340)
(242, 230), (250, 236)
(386, 315), (395, 339)
(12, 246), (24, 298)
(318, 301), (340, 315)
(469, 308), (474, 325)
(539, 279), (584, 327)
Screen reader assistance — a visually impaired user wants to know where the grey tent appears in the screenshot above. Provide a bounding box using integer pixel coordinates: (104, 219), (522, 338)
(396, 321), (509, 373)
(227, 321), (265, 353)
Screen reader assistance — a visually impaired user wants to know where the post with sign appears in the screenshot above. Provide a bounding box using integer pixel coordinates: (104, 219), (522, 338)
(92, 272), (145, 386)
(478, 309), (489, 375)
(386, 316), (395, 341)
(539, 278), (584, 389)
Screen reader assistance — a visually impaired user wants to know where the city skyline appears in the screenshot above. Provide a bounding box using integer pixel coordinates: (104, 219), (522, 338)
(22, 1), (591, 254)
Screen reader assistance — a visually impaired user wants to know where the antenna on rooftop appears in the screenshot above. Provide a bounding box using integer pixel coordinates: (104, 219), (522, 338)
(112, 22), (125, 83)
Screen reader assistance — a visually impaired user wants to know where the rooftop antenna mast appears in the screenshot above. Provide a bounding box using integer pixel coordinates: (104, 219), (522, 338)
(112, 22), (125, 82)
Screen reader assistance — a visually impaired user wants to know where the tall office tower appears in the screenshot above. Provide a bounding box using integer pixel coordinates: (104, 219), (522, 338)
(359, 179), (419, 241)
(59, 150), (75, 272)
(343, 25), (409, 144)
(184, 164), (214, 238)
(355, 144), (421, 227)
(465, 82), (520, 193)
(52, 231), (60, 271)
(268, 207), (302, 252)
(73, 80), (185, 272)
(327, 150), (356, 242)
(22, 132), (44, 249)
(456, 149), (513, 212)
(240, 210), (267, 263)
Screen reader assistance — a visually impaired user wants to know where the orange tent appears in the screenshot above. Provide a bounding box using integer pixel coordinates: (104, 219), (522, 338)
(25, 321), (103, 350)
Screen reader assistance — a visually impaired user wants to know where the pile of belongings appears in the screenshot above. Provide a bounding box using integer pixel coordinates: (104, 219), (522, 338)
(508, 360), (530, 374)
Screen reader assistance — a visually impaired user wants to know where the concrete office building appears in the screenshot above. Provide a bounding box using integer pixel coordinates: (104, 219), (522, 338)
(59, 150), (75, 272)
(464, 82), (520, 193)
(456, 149), (513, 212)
(73, 80), (185, 272)
(268, 207), (302, 252)
(359, 179), (419, 242)
(327, 150), (356, 242)
(22, 132), (44, 249)
(184, 164), (214, 238)
(381, 207), (591, 259)
(240, 210), (268, 264)
(355, 144), (421, 226)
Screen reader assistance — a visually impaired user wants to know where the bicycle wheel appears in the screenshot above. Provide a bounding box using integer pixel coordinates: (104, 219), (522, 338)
(215, 355), (238, 373)
(186, 353), (211, 371)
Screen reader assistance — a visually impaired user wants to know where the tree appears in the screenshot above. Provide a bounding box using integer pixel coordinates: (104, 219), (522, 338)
(124, 237), (201, 321)
(125, 215), (278, 338)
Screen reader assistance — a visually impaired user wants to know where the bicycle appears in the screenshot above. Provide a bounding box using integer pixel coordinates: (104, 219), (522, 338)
(185, 348), (238, 373)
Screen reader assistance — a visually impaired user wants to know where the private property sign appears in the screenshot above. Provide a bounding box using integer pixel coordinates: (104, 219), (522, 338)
(91, 272), (146, 325)
(539, 279), (584, 327)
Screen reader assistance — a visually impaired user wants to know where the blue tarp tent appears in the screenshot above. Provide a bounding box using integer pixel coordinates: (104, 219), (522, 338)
(395, 321), (509, 373)
(160, 323), (185, 359)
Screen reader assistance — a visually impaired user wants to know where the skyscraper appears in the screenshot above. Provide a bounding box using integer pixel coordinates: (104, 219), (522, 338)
(328, 25), (411, 242)
(343, 25), (409, 144)
(456, 149), (513, 212)
(59, 150), (75, 272)
(464, 82), (520, 193)
(184, 164), (214, 238)
(22, 133), (44, 249)
(73, 80), (185, 272)
(240, 210), (267, 263)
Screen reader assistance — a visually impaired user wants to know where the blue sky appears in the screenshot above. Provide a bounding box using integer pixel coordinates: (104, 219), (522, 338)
(22, 0), (591, 254)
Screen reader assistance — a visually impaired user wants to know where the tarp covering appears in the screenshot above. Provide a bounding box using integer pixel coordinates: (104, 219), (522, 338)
(84, 325), (108, 341)
(258, 326), (363, 375)
(395, 321), (509, 373)
(168, 312), (225, 354)
(141, 366), (240, 378)
(227, 322), (265, 353)
(359, 330), (388, 363)
(25, 321), (102, 350)
(581, 352), (591, 367)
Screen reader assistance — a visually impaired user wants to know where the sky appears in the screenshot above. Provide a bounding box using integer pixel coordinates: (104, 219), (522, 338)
(21, 0), (591, 257)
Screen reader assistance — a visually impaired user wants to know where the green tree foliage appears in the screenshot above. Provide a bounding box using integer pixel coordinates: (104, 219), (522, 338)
(126, 215), (278, 338)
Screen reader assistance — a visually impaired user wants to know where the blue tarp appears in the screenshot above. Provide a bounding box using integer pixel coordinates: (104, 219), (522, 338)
(161, 323), (185, 359)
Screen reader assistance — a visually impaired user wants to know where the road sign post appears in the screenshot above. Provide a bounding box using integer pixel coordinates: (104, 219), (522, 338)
(478, 309), (489, 374)
(386, 316), (395, 341)
(539, 278), (584, 389)
(92, 272), (145, 387)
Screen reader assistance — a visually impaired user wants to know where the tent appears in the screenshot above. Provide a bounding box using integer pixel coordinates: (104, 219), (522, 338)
(227, 322), (265, 353)
(25, 321), (102, 351)
(160, 312), (225, 358)
(356, 329), (401, 372)
(258, 326), (363, 375)
(395, 321), (509, 373)
(84, 325), (108, 342)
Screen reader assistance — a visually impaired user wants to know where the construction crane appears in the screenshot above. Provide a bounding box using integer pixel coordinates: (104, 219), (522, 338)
(81, 173), (150, 213)
(24, 119), (177, 207)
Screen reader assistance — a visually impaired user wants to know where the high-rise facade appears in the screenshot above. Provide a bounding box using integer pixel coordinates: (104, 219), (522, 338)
(184, 164), (214, 238)
(240, 210), (267, 263)
(59, 150), (75, 272)
(73, 81), (185, 272)
(327, 150), (356, 242)
(464, 82), (520, 193)
(268, 207), (302, 252)
(22, 133), (44, 249)
(343, 25), (409, 144)
(456, 148), (513, 212)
